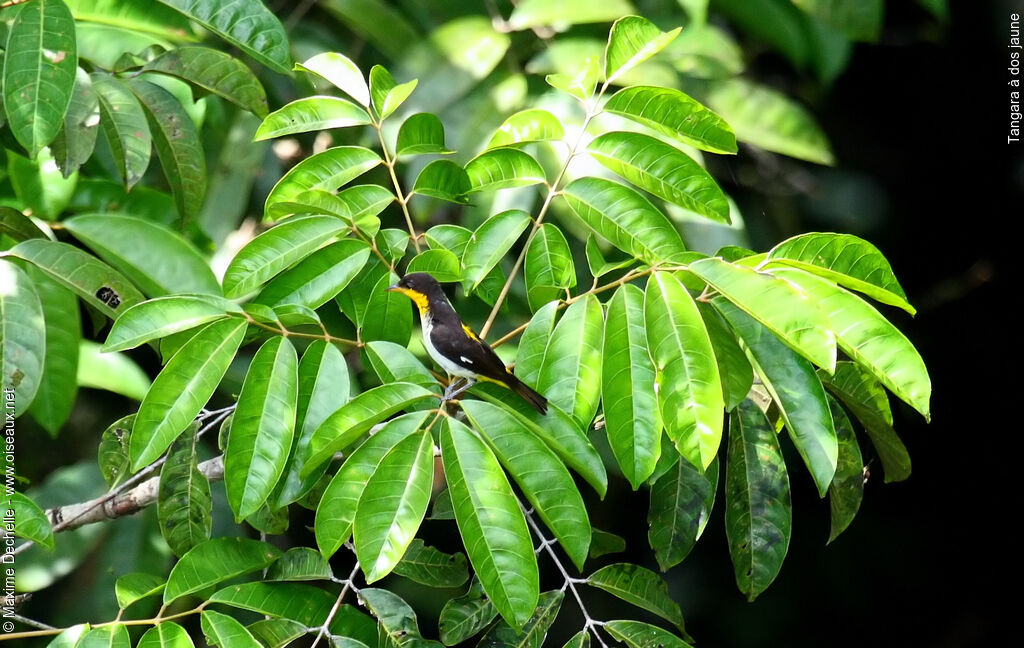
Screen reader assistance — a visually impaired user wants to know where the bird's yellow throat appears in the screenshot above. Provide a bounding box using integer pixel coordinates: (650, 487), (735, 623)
(388, 287), (430, 315)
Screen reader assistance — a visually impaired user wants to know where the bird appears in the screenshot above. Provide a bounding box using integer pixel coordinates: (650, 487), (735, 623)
(387, 272), (548, 414)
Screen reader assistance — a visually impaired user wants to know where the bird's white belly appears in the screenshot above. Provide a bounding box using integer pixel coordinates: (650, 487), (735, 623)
(420, 314), (477, 379)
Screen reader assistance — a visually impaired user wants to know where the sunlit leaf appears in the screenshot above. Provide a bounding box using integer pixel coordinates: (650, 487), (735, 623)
(396, 112), (452, 156)
(487, 109), (565, 149)
(508, 0), (636, 30)
(368, 64), (417, 119)
(438, 577), (497, 645)
(296, 52), (370, 106)
(537, 295), (604, 427)
(462, 209), (531, 291)
(827, 396), (864, 543)
(265, 147), (382, 218)
(254, 96), (371, 140)
(714, 298), (837, 496)
(587, 563), (686, 631)
(164, 537), (281, 603)
(561, 177), (688, 265)
(465, 148), (547, 193)
(605, 16), (681, 85)
(225, 336), (298, 520)
(143, 46), (269, 117)
(0, 260), (46, 416)
(588, 131), (729, 223)
(412, 159), (471, 204)
(2, 0), (78, 156)
(130, 318), (247, 470)
(525, 223), (575, 311)
(11, 491), (54, 549)
(604, 85), (737, 154)
(441, 417), (539, 630)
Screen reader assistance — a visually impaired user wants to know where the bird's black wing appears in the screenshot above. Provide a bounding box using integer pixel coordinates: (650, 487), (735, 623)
(430, 320), (512, 384)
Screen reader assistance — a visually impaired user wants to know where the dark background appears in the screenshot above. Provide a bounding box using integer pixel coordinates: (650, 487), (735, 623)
(667, 1), (1011, 645)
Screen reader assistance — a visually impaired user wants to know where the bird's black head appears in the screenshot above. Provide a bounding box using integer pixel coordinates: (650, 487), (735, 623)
(387, 272), (447, 312)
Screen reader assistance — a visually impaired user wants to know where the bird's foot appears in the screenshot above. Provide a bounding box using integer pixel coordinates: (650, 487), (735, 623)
(442, 378), (475, 403)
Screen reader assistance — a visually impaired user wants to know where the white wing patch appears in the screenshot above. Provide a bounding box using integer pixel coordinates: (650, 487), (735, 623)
(460, 356), (473, 364)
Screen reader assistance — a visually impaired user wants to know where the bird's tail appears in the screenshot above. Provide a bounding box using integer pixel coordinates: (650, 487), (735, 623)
(506, 374), (548, 415)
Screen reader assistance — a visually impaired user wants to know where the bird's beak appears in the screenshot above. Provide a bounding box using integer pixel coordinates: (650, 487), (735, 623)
(386, 283), (401, 292)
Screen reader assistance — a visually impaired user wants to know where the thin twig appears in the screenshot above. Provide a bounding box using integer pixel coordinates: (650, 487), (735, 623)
(375, 123), (422, 254)
(522, 505), (610, 648)
(309, 560), (362, 648)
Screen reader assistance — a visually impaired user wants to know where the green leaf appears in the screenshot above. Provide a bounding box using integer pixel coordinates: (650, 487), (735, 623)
(473, 383), (608, 498)
(208, 581), (336, 626)
(223, 215), (348, 299)
(254, 240), (370, 309)
(465, 148), (546, 193)
(7, 239), (144, 320)
(715, 299), (837, 496)
(155, 0), (292, 73)
(605, 16), (681, 84)
(77, 340), (151, 400)
(700, 78), (834, 165)
(648, 457), (718, 571)
(158, 421), (211, 557)
(392, 539), (469, 588)
(335, 258), (388, 328)
(246, 619), (307, 648)
(508, 0), (636, 29)
(115, 572), (166, 609)
(23, 267), (79, 434)
(2, 0), (78, 156)
(827, 396), (864, 543)
(441, 417), (539, 630)
(358, 588), (438, 646)
(822, 362), (910, 482)
(268, 189), (353, 224)
(545, 55), (600, 101)
(396, 113), (452, 156)
(793, 0), (883, 41)
(143, 46), (268, 117)
(340, 184), (394, 228)
(91, 73), (152, 189)
(439, 577), (497, 645)
(296, 52), (370, 106)
(164, 537), (282, 604)
(0, 207), (48, 242)
(51, 67), (100, 177)
(266, 546), (333, 581)
(513, 302), (558, 387)
(127, 78), (207, 222)
(363, 341), (437, 394)
(561, 177), (688, 265)
(525, 223), (575, 312)
(0, 260), (45, 416)
(314, 411), (429, 557)
(604, 620), (693, 648)
(265, 146), (382, 218)
(725, 399), (792, 601)
(354, 431), (434, 582)
(488, 109), (565, 149)
(477, 590), (564, 648)
(604, 85), (737, 154)
(462, 210), (531, 291)
(562, 631), (592, 648)
(645, 271), (724, 469)
(130, 318), (247, 470)
(767, 232), (915, 314)
(103, 296), (239, 353)
(588, 131), (729, 223)
(11, 491), (54, 549)
(406, 249), (461, 282)
(462, 399), (592, 570)
(590, 528), (627, 559)
(588, 563), (686, 631)
(98, 414), (134, 488)
(362, 272), (413, 346)
(688, 257), (836, 371)
(698, 302), (753, 411)
(226, 336), (298, 520)
(255, 96), (371, 140)
(78, 625), (131, 648)
(774, 268), (930, 419)
(43, 624), (90, 648)
(7, 149), (78, 220)
(201, 610), (262, 648)
(64, 214), (220, 297)
(412, 159), (470, 204)
(537, 295), (604, 427)
(137, 622), (194, 648)
(368, 64), (417, 119)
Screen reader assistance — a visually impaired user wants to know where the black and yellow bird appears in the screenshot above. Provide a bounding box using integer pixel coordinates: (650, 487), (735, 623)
(388, 272), (548, 414)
